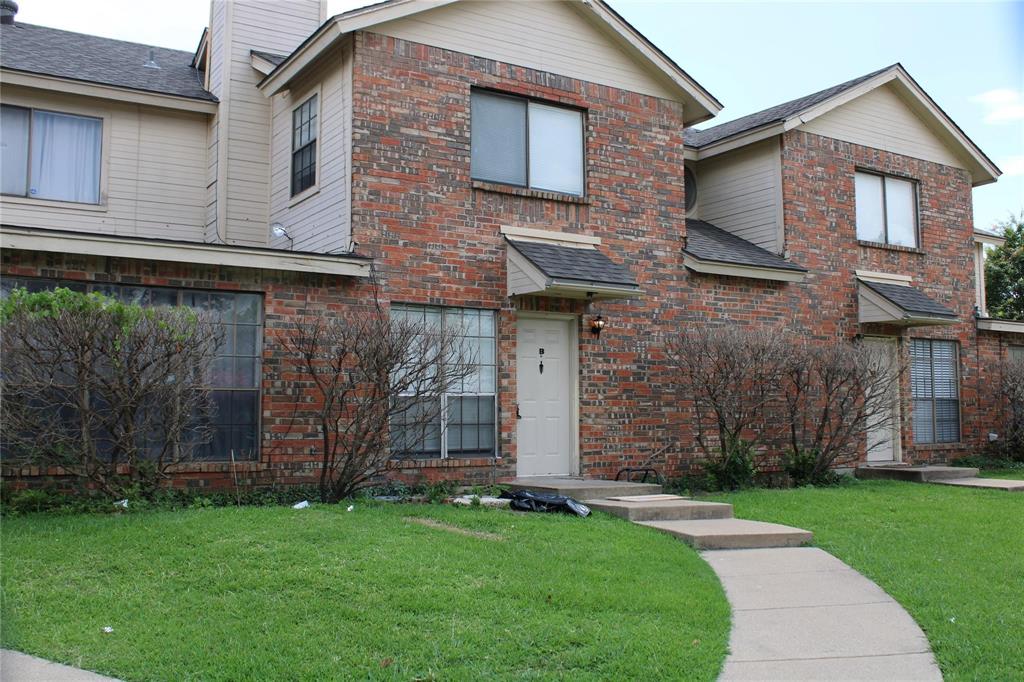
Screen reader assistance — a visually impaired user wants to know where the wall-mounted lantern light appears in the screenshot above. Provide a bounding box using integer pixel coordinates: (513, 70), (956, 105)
(590, 314), (606, 338)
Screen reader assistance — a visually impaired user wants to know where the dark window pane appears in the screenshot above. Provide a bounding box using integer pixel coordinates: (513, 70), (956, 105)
(236, 294), (260, 323)
(236, 325), (259, 356)
(150, 288), (179, 307)
(471, 91), (527, 186)
(232, 391), (258, 426)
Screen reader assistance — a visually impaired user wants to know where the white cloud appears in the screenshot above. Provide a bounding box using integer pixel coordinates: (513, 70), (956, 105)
(997, 155), (1024, 177)
(970, 88), (1024, 124)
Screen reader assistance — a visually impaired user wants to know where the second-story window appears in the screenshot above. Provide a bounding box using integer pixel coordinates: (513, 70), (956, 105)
(855, 170), (918, 248)
(1, 104), (102, 204)
(471, 90), (584, 196)
(291, 94), (318, 196)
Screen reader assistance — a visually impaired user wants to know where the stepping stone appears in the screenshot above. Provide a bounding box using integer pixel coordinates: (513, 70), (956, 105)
(638, 518), (812, 550)
(587, 497), (733, 522)
(505, 477), (661, 500)
(932, 477), (1024, 492)
(604, 494), (683, 502)
(856, 465), (979, 482)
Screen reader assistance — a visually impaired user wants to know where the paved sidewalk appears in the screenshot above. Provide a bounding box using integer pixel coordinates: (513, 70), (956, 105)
(1, 649), (121, 682)
(932, 477), (1024, 492)
(702, 548), (942, 681)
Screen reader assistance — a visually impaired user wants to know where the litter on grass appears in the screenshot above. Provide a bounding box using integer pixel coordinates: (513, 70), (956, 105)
(292, 500), (310, 509)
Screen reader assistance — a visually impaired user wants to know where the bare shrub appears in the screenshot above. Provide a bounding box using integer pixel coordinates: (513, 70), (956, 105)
(278, 305), (475, 503)
(780, 339), (905, 484)
(992, 356), (1024, 460)
(666, 325), (791, 488)
(1, 287), (220, 498)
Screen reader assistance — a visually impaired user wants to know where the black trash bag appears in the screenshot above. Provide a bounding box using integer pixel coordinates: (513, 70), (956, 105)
(500, 489), (591, 517)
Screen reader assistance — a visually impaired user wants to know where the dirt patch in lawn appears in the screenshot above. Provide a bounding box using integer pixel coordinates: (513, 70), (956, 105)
(405, 517), (503, 541)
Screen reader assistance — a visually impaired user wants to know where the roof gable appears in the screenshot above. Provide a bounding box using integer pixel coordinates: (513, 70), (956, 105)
(259, 0), (720, 122)
(686, 64), (999, 186)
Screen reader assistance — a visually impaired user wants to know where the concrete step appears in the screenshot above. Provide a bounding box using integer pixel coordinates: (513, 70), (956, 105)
(932, 477), (1024, 492)
(856, 465), (979, 482)
(587, 495), (734, 522)
(505, 477), (661, 500)
(638, 518), (813, 550)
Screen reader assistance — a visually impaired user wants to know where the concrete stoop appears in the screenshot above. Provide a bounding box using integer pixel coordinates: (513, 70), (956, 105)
(585, 497), (733, 522)
(505, 477), (662, 500)
(855, 464), (980, 482)
(638, 518), (813, 550)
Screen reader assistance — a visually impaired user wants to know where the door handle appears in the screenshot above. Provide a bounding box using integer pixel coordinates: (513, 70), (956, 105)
(516, 403), (522, 420)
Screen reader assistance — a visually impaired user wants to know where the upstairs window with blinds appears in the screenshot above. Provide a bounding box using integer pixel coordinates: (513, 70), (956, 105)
(1, 104), (102, 204)
(855, 171), (918, 248)
(911, 339), (960, 444)
(291, 94), (318, 196)
(470, 90), (584, 196)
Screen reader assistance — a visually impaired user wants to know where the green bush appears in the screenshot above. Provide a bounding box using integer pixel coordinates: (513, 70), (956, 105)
(704, 439), (757, 490)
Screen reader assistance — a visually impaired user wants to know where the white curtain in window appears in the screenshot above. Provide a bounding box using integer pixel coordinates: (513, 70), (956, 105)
(885, 177), (917, 247)
(29, 111), (101, 204)
(529, 102), (584, 195)
(1, 105), (30, 196)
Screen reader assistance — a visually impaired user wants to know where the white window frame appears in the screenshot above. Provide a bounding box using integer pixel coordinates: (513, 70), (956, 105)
(289, 87), (321, 205)
(470, 89), (586, 196)
(391, 304), (498, 460)
(855, 169), (919, 248)
(1, 101), (108, 208)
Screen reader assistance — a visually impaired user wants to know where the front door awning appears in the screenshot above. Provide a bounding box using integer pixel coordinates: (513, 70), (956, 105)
(858, 279), (957, 327)
(506, 237), (641, 300)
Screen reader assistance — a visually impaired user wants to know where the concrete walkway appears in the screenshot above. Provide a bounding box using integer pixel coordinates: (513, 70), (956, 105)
(932, 477), (1024, 492)
(703, 548), (942, 681)
(1, 649), (121, 682)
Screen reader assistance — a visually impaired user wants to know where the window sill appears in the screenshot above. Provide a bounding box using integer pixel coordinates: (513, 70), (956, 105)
(1, 194), (108, 212)
(389, 456), (500, 469)
(909, 442), (968, 451)
(288, 185), (319, 208)
(472, 180), (590, 205)
(858, 240), (923, 255)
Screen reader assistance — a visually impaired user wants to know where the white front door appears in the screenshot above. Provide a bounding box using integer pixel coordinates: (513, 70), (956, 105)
(516, 317), (574, 476)
(864, 337), (901, 463)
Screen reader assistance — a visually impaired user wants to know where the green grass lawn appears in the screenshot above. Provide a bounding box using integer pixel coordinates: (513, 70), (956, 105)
(1, 503), (729, 681)
(709, 481), (1024, 682)
(980, 468), (1024, 480)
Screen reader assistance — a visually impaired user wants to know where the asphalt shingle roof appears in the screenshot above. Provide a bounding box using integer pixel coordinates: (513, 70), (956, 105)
(684, 65), (895, 148)
(508, 239), (638, 287)
(684, 220), (807, 272)
(0, 22), (216, 102)
(251, 50), (287, 66)
(861, 280), (957, 319)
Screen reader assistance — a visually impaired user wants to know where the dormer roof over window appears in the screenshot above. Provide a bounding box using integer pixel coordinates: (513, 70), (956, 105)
(257, 0), (721, 125)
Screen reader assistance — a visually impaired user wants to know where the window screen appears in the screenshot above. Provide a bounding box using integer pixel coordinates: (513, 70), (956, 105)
(471, 91), (527, 187)
(911, 338), (960, 444)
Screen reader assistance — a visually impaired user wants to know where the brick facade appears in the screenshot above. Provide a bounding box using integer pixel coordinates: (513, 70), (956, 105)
(3, 31), (1020, 493)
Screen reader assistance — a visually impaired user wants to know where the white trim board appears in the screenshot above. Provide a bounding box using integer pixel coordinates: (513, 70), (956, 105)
(976, 318), (1024, 334)
(0, 226), (371, 278)
(0, 70), (219, 114)
(682, 254), (807, 283)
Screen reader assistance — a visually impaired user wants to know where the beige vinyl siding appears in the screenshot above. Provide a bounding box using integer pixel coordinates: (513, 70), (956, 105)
(1, 87), (208, 241)
(799, 83), (966, 169)
(695, 138), (783, 253)
(208, 0), (323, 246)
(269, 41), (352, 253)
(371, 0), (677, 100)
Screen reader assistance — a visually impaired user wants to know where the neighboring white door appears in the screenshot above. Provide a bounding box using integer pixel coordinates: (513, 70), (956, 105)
(516, 317), (574, 476)
(864, 337), (901, 463)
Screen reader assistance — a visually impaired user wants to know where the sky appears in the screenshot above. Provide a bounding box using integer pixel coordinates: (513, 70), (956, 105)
(12, 0), (1023, 231)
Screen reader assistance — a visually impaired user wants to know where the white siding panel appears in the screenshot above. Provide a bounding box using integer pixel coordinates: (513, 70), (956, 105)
(695, 138), (783, 253)
(799, 84), (966, 169)
(372, 0), (676, 99)
(268, 40), (352, 253)
(0, 87), (208, 242)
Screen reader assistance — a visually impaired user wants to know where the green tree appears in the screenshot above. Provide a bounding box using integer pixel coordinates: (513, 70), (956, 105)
(985, 212), (1024, 321)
